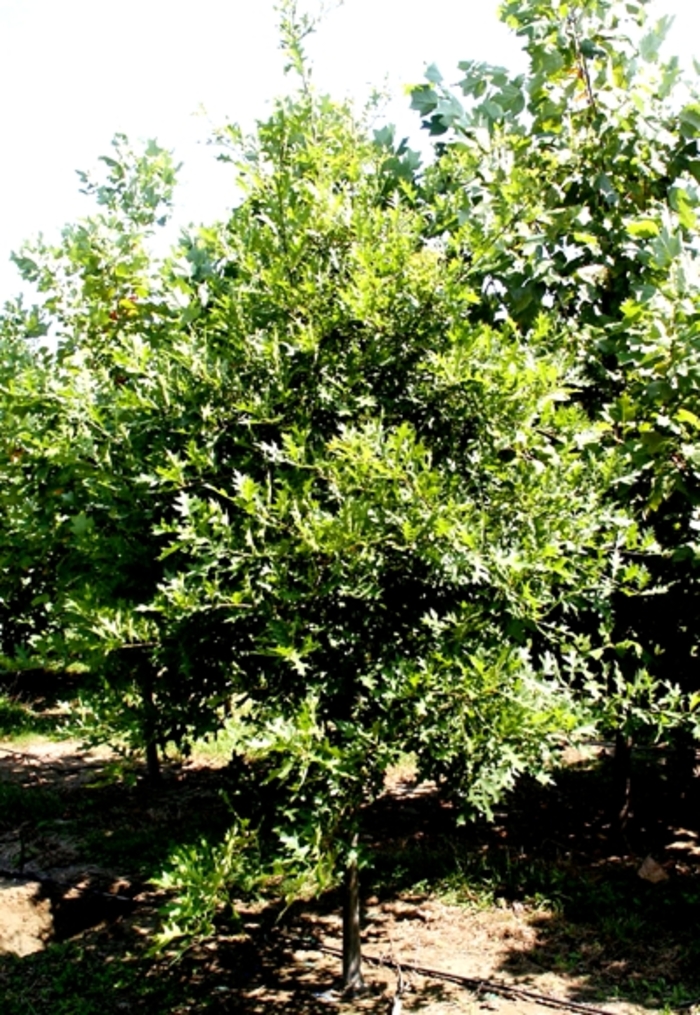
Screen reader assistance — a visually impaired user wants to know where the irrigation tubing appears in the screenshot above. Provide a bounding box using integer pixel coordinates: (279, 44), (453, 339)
(317, 944), (698, 1015)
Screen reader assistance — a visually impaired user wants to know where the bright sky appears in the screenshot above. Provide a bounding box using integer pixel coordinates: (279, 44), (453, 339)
(0, 0), (698, 302)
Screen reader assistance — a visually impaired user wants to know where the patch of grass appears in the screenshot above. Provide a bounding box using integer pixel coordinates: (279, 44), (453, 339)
(368, 836), (578, 912)
(0, 692), (69, 740)
(186, 705), (264, 768)
(380, 838), (700, 934)
(186, 726), (238, 767)
(631, 978), (700, 1011)
(80, 826), (175, 879)
(0, 695), (30, 736)
(0, 939), (185, 1015)
(0, 682), (76, 747)
(366, 817), (700, 1009)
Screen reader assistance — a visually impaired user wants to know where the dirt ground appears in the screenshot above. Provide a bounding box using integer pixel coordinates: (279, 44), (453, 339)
(1, 738), (698, 1015)
(0, 879), (53, 956)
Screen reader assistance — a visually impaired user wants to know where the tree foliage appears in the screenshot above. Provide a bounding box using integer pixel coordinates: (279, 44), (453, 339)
(410, 0), (700, 744)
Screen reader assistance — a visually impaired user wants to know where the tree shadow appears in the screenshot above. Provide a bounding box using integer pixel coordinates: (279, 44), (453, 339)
(0, 898), (405, 1014)
(358, 750), (700, 1011)
(1, 741), (699, 1012)
(0, 741), (239, 946)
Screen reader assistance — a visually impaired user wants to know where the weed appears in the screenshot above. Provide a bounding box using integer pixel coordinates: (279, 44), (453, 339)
(0, 693), (67, 739)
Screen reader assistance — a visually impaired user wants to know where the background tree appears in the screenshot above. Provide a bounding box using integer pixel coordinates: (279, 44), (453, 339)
(409, 0), (700, 821)
(0, 137), (236, 777)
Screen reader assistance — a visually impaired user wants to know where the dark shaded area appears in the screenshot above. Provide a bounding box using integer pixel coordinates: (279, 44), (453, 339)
(0, 746), (235, 882)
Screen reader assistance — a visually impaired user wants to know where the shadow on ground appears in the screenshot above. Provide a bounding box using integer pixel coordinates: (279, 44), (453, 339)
(0, 738), (699, 1013)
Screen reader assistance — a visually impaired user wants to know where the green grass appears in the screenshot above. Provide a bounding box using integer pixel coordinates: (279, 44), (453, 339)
(0, 692), (69, 740)
(0, 940), (186, 1015)
(371, 835), (700, 932)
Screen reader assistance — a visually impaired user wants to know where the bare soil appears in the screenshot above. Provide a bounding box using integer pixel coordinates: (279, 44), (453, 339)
(0, 879), (53, 956)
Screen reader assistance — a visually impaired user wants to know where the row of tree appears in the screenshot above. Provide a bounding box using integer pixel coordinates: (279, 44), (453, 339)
(1, 0), (699, 986)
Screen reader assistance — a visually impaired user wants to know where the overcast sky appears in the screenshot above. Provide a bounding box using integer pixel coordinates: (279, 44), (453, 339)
(0, 0), (698, 301)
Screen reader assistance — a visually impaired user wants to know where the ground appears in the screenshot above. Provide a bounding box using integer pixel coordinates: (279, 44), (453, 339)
(0, 733), (699, 1015)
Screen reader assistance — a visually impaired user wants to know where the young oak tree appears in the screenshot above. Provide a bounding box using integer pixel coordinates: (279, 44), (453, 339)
(142, 6), (628, 985)
(1, 0), (631, 988)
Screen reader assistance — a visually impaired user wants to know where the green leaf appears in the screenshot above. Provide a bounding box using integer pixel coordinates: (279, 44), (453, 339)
(593, 174), (618, 205)
(69, 512), (92, 537)
(669, 187), (697, 231)
(639, 17), (673, 63)
(626, 218), (660, 239)
(677, 408), (700, 430)
(425, 63), (443, 84)
(409, 86), (439, 116)
(679, 103), (700, 137)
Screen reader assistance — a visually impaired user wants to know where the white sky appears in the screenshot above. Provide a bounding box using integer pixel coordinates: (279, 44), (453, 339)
(0, 0), (698, 302)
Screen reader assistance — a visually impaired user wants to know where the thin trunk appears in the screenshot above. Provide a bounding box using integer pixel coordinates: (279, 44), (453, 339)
(140, 671), (161, 783)
(613, 728), (633, 831)
(342, 833), (364, 994)
(145, 737), (161, 782)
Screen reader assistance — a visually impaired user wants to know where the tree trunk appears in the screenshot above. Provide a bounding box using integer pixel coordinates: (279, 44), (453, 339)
(342, 833), (364, 994)
(613, 728), (633, 831)
(145, 737), (161, 782)
(140, 670), (161, 783)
